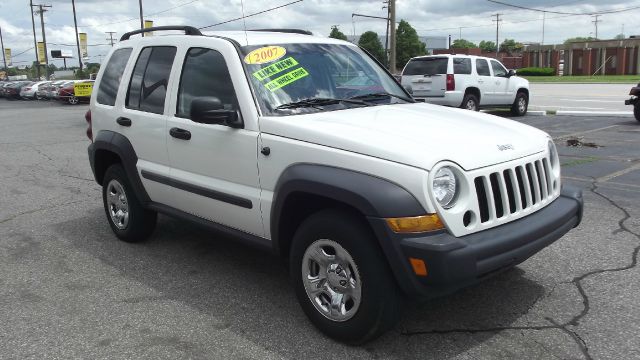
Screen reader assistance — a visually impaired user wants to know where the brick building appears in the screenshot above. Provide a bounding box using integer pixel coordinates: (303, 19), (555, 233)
(523, 38), (640, 76)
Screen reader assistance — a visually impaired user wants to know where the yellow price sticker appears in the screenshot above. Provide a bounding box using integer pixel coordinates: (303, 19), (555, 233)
(244, 46), (287, 65)
(74, 82), (94, 97)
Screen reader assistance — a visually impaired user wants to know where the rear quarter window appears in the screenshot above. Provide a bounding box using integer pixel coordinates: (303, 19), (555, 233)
(453, 58), (472, 74)
(403, 58), (448, 76)
(97, 48), (133, 106)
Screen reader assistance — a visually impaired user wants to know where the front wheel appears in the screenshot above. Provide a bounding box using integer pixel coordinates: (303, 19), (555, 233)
(290, 209), (402, 344)
(511, 92), (529, 116)
(68, 96), (79, 105)
(634, 104), (640, 122)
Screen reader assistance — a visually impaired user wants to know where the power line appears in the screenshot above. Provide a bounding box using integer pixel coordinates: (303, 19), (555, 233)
(486, 0), (640, 16)
(198, 0), (303, 30)
(106, 32), (117, 46)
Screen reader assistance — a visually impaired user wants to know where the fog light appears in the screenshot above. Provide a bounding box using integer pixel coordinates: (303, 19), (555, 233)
(386, 214), (445, 233)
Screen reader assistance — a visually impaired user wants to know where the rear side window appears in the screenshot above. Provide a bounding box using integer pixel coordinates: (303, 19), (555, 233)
(177, 48), (239, 118)
(476, 59), (491, 76)
(453, 58), (472, 74)
(126, 46), (177, 114)
(403, 58), (448, 75)
(97, 48), (132, 106)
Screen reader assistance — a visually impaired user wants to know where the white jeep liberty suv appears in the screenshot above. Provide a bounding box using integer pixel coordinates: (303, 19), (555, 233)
(86, 26), (583, 344)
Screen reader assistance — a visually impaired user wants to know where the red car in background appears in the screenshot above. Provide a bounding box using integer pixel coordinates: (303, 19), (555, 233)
(57, 80), (94, 105)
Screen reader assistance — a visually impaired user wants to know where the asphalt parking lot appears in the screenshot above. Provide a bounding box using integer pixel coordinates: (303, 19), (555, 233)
(1, 99), (639, 359)
(529, 83), (634, 112)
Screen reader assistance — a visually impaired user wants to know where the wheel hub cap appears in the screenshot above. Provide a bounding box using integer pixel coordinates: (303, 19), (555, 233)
(302, 239), (362, 322)
(106, 179), (129, 230)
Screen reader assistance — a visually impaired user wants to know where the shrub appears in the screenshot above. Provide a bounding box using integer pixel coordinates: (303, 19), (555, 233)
(517, 67), (556, 76)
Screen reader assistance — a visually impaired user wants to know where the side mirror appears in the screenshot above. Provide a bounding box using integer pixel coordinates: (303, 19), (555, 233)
(190, 97), (243, 129)
(507, 69), (517, 77)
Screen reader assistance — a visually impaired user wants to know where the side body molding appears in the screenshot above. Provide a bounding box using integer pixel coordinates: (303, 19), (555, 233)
(270, 163), (427, 253)
(88, 130), (151, 204)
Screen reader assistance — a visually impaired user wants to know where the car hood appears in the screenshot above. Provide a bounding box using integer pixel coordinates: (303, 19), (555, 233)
(259, 103), (549, 170)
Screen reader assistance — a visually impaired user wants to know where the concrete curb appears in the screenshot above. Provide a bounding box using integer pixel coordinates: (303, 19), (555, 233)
(527, 110), (547, 116)
(555, 111), (634, 118)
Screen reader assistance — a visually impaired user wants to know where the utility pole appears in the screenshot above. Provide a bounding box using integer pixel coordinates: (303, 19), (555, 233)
(592, 15), (601, 39)
(34, 4), (52, 80)
(29, 0), (41, 79)
(541, 11), (546, 45)
(138, 0), (144, 32)
(106, 32), (117, 46)
(0, 26), (7, 71)
(492, 13), (502, 58)
(383, 0), (390, 66)
(459, 27), (462, 40)
(71, 0), (83, 71)
(388, 0), (396, 73)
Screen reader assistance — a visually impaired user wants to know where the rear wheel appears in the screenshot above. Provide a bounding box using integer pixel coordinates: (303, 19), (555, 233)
(511, 92), (529, 116)
(68, 96), (79, 105)
(290, 209), (402, 344)
(461, 93), (479, 111)
(102, 164), (157, 242)
(634, 104), (640, 122)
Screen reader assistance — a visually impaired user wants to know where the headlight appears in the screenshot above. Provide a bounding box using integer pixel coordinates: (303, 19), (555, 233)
(432, 167), (458, 209)
(548, 140), (559, 169)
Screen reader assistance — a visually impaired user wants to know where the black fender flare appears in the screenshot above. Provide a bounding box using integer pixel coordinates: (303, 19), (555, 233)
(270, 163), (426, 253)
(88, 130), (151, 204)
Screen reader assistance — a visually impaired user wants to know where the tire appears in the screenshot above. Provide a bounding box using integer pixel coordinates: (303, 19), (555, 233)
(511, 92), (529, 116)
(461, 93), (479, 111)
(68, 96), (79, 105)
(634, 104), (640, 122)
(102, 164), (157, 242)
(290, 209), (402, 344)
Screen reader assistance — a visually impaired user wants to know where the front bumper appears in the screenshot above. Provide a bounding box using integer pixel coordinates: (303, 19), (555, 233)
(625, 96), (637, 106)
(368, 185), (583, 299)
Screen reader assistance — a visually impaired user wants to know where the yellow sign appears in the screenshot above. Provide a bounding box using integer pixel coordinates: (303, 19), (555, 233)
(4, 48), (10, 66)
(37, 42), (46, 64)
(74, 82), (94, 97)
(79, 33), (88, 59)
(253, 57), (299, 81)
(244, 46), (287, 65)
(144, 20), (154, 36)
(265, 67), (309, 92)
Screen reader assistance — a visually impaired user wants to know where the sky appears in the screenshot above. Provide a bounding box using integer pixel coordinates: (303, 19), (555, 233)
(1, 0), (639, 68)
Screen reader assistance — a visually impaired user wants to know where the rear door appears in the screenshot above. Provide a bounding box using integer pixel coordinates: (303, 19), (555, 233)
(116, 45), (177, 205)
(401, 57), (448, 98)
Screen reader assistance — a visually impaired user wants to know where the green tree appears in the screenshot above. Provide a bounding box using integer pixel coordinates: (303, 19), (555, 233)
(395, 20), (426, 70)
(614, 33), (625, 40)
(499, 39), (523, 54)
(479, 40), (497, 53)
(329, 26), (348, 41)
(451, 38), (477, 49)
(563, 36), (597, 44)
(358, 31), (386, 63)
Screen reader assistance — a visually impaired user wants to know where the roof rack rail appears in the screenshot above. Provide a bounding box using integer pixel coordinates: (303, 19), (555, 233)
(249, 28), (312, 35)
(120, 26), (202, 41)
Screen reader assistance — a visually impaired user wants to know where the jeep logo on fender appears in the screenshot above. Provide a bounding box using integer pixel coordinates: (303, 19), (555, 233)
(497, 144), (514, 151)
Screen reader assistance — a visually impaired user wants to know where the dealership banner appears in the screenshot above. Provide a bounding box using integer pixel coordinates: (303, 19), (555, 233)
(79, 32), (88, 59)
(37, 42), (46, 64)
(144, 20), (153, 36)
(4, 48), (10, 66)
(74, 82), (93, 97)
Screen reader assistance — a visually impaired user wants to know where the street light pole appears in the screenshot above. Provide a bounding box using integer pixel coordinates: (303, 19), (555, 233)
(29, 0), (41, 79)
(139, 0), (144, 31)
(71, 0), (83, 71)
(0, 26), (7, 71)
(389, 0), (396, 73)
(36, 4), (51, 80)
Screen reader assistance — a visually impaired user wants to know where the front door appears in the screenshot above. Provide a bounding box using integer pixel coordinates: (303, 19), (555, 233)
(490, 59), (512, 105)
(165, 44), (264, 237)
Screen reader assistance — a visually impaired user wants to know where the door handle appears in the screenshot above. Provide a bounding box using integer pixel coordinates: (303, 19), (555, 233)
(116, 117), (132, 127)
(478, 80), (484, 83)
(169, 127), (191, 140)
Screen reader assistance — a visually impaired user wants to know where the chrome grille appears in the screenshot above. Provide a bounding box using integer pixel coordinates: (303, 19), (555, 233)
(474, 157), (555, 223)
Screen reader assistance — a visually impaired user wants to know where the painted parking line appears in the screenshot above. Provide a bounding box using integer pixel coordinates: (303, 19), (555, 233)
(596, 163), (640, 183)
(552, 125), (620, 140)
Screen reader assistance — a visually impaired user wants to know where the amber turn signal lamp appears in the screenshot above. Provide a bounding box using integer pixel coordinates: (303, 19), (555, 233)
(385, 214), (445, 233)
(409, 258), (428, 277)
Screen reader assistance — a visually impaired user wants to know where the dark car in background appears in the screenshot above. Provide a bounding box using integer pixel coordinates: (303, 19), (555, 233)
(2, 81), (32, 100)
(626, 82), (640, 122)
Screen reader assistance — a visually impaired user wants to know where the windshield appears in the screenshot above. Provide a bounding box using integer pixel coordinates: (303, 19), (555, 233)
(240, 43), (410, 116)
(403, 57), (448, 76)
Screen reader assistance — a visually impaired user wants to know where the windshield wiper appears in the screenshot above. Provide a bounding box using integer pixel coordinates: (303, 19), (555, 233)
(274, 97), (369, 110)
(348, 92), (414, 103)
